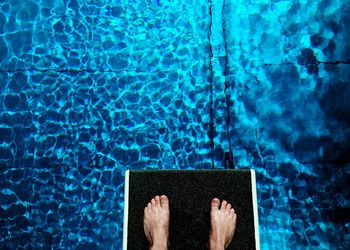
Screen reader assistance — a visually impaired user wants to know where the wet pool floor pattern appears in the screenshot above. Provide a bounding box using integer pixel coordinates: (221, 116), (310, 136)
(0, 0), (350, 249)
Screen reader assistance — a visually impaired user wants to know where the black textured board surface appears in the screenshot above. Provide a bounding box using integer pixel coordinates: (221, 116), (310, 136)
(126, 170), (257, 250)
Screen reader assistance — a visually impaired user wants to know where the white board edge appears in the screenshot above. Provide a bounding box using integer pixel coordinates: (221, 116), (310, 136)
(123, 170), (130, 250)
(251, 169), (260, 250)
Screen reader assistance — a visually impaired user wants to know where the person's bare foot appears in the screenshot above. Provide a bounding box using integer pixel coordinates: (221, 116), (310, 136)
(144, 195), (170, 250)
(209, 198), (237, 250)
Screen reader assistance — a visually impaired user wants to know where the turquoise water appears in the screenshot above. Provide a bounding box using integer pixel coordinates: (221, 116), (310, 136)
(0, 0), (350, 249)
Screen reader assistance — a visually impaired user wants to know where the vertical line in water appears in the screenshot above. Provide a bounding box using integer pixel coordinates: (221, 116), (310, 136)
(208, 0), (215, 169)
(222, 0), (235, 169)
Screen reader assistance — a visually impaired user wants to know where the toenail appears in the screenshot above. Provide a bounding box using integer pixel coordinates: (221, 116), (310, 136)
(212, 198), (220, 206)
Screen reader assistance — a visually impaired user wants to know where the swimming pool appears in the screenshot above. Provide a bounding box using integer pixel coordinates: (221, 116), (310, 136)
(0, 0), (349, 249)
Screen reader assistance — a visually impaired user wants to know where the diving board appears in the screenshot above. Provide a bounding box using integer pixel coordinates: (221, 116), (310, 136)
(123, 170), (260, 250)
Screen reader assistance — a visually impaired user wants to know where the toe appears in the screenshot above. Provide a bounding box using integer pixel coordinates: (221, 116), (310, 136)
(151, 198), (156, 207)
(160, 195), (169, 209)
(226, 203), (232, 210)
(147, 202), (151, 210)
(231, 208), (236, 217)
(155, 196), (161, 206)
(232, 211), (237, 221)
(211, 198), (220, 211)
(221, 200), (228, 210)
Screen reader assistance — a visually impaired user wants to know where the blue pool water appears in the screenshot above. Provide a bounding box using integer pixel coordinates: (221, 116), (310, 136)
(0, 0), (350, 249)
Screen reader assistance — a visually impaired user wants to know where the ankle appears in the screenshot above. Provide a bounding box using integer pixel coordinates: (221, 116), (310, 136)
(150, 243), (168, 250)
(150, 234), (168, 250)
(209, 237), (226, 250)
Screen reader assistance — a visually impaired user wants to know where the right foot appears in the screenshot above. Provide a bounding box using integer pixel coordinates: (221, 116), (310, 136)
(143, 195), (170, 250)
(209, 198), (237, 250)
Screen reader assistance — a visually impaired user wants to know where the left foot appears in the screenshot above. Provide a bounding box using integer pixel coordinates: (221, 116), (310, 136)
(143, 195), (170, 250)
